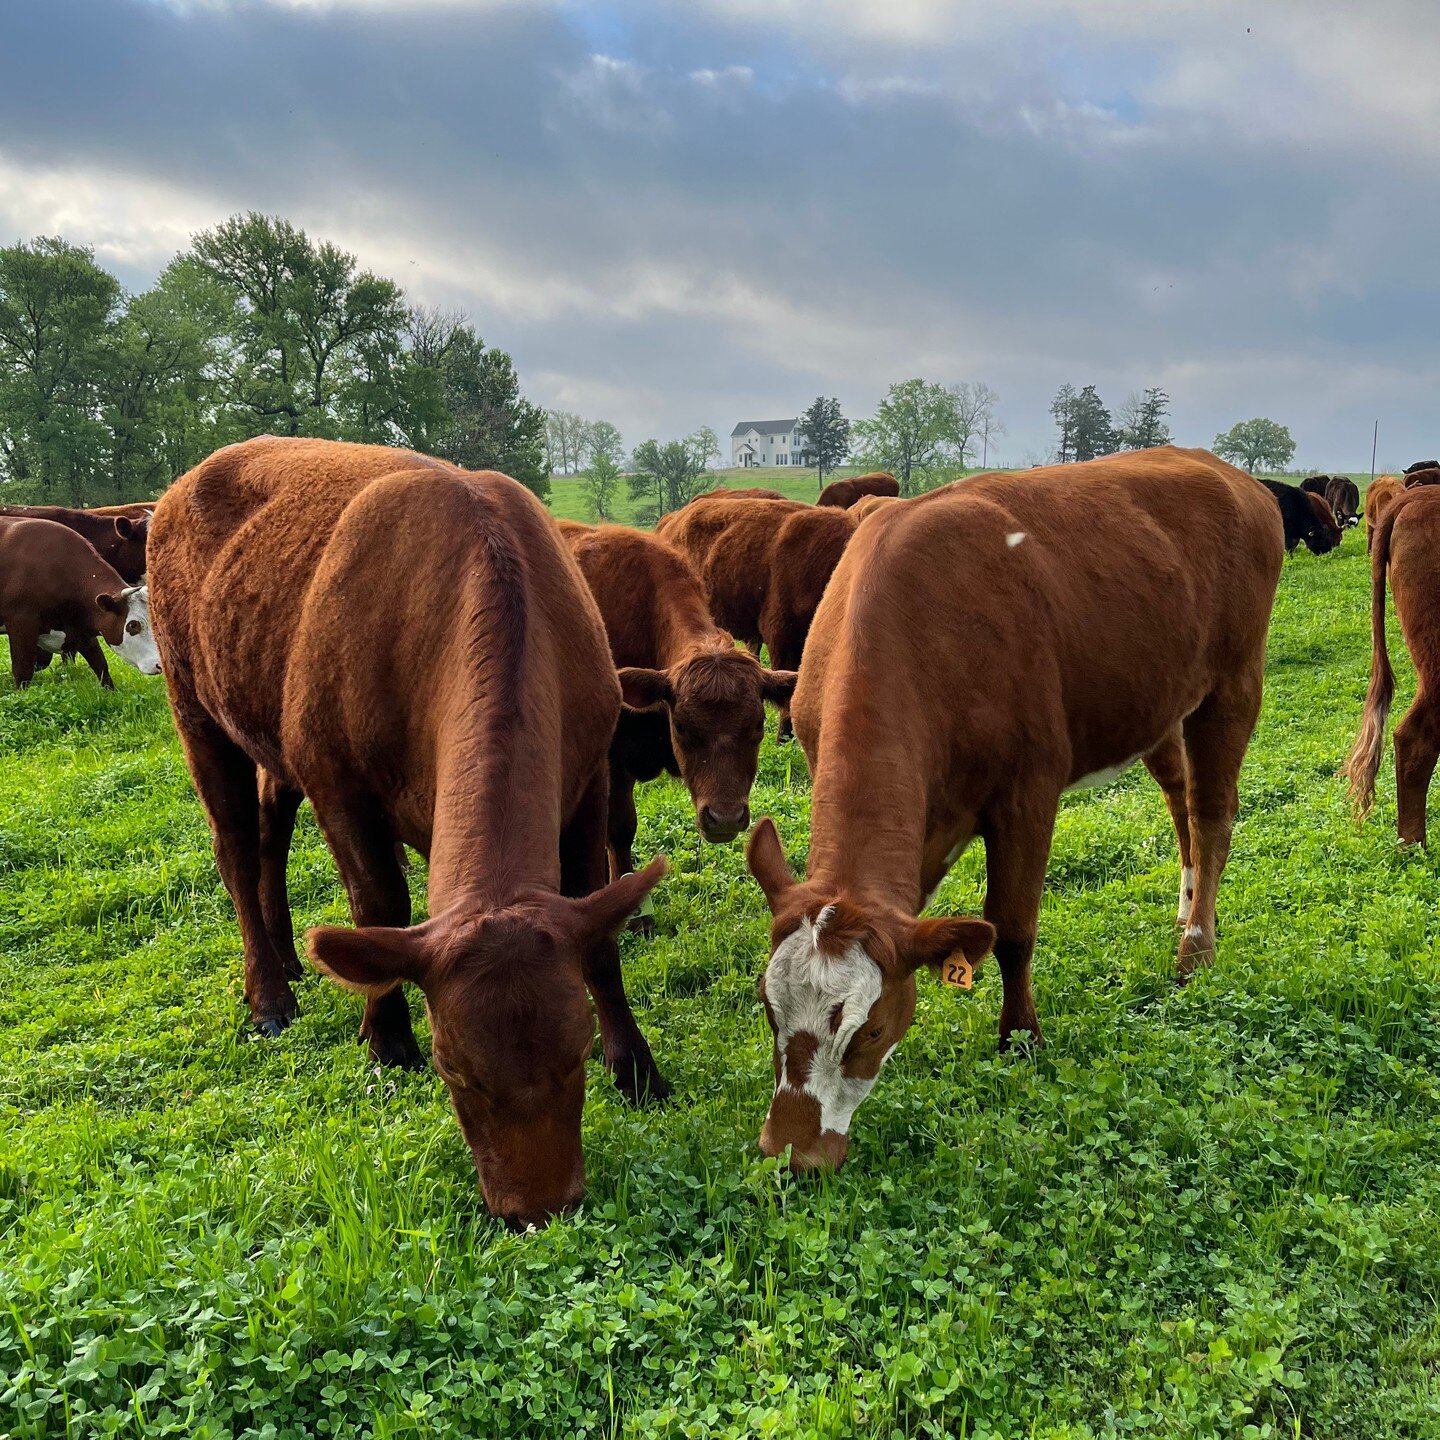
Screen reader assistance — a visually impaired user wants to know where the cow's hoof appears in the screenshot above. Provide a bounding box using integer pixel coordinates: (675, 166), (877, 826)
(364, 1031), (426, 1071)
(254, 1010), (294, 1039)
(609, 1053), (672, 1107)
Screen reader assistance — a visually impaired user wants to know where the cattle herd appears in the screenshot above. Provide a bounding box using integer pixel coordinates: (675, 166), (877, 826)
(3, 437), (1438, 1226)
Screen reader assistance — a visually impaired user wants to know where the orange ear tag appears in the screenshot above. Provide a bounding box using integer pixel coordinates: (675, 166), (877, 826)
(940, 956), (974, 990)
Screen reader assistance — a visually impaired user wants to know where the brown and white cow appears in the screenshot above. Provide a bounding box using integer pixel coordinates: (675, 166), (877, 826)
(558, 521), (795, 877)
(1346, 486), (1440, 844)
(656, 496), (856, 738)
(0, 517), (158, 687)
(149, 437), (667, 1226)
(816, 472), (899, 509)
(1365, 475), (1402, 553)
(0, 503), (149, 583)
(744, 446), (1284, 1170)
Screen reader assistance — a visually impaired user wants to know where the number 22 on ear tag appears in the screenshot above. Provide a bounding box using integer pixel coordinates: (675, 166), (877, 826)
(941, 956), (974, 990)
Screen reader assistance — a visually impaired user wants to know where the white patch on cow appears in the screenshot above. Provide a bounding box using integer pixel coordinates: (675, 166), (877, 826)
(1184, 924), (1206, 942)
(1005, 531), (1027, 547)
(1067, 754), (1140, 792)
(764, 917), (888, 1136)
(108, 585), (161, 676)
(1177, 865), (1196, 925)
(38, 630), (66, 654)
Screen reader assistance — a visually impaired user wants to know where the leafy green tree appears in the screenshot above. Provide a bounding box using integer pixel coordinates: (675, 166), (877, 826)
(1212, 417), (1296, 474)
(853, 379), (958, 495)
(0, 236), (120, 503)
(799, 395), (850, 488)
(582, 450), (622, 521)
(628, 437), (708, 521)
(584, 420), (625, 468)
(545, 410), (590, 474)
(1071, 385), (1117, 462)
(1051, 383), (1079, 463)
(686, 425), (722, 473)
(1117, 387), (1172, 450)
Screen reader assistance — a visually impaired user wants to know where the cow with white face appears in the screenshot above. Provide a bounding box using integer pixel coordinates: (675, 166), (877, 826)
(749, 820), (993, 1171)
(102, 585), (162, 675)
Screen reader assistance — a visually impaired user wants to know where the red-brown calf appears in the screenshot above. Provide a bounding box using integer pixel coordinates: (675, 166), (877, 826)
(0, 503), (149, 582)
(745, 447), (1283, 1171)
(816, 472), (899, 509)
(558, 521), (795, 878)
(149, 437), (666, 1226)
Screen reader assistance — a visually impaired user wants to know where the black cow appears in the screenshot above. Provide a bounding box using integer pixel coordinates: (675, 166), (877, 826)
(1258, 478), (1342, 555)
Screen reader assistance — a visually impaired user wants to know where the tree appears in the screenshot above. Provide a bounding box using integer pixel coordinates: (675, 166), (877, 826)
(799, 395), (850, 487)
(0, 236), (120, 503)
(1212, 417), (1296, 475)
(853, 379), (959, 495)
(544, 410), (589, 474)
(686, 425), (722, 473)
(1072, 385), (1117, 462)
(584, 420), (624, 468)
(426, 324), (549, 500)
(946, 382), (1000, 468)
(1117, 388), (1172, 450)
(628, 436), (708, 521)
(582, 450), (622, 521)
(1051, 384), (1079, 463)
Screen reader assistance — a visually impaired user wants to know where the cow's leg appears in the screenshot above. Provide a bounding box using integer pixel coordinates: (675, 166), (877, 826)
(258, 769), (305, 979)
(762, 619), (805, 742)
(174, 711), (298, 1034)
(308, 792), (423, 1069)
(562, 768), (670, 1105)
(1393, 689), (1440, 846)
(74, 635), (114, 690)
(1177, 678), (1262, 981)
(7, 615), (40, 689)
(605, 759), (654, 936)
(981, 790), (1058, 1051)
(1143, 726), (1195, 924)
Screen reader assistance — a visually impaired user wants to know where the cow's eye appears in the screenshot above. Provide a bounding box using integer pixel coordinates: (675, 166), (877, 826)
(126, 621), (142, 635)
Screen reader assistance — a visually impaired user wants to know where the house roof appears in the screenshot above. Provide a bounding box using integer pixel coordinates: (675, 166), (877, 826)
(731, 419), (799, 437)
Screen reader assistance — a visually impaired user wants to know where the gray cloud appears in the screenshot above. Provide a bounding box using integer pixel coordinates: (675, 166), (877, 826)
(1, 0), (1436, 467)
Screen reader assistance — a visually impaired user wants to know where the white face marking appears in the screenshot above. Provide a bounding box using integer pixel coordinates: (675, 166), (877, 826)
(1177, 865), (1195, 925)
(764, 916), (888, 1136)
(1005, 531), (1027, 547)
(37, 630), (66, 654)
(109, 586), (161, 675)
(1067, 754), (1140, 792)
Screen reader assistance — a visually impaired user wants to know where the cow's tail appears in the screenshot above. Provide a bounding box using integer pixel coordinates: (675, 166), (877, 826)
(1345, 500), (1402, 816)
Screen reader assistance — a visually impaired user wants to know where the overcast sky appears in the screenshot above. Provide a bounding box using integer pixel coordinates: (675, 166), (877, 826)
(4, 0), (1437, 469)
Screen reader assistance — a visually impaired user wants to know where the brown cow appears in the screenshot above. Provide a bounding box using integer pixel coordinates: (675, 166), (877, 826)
(0, 504), (149, 582)
(557, 521), (796, 878)
(851, 494), (901, 522)
(656, 497), (856, 739)
(816, 472), (899, 509)
(1346, 487), (1440, 844)
(0, 518), (158, 687)
(743, 446), (1283, 1170)
(1365, 476), (1402, 553)
(149, 437), (667, 1226)
(694, 485), (786, 501)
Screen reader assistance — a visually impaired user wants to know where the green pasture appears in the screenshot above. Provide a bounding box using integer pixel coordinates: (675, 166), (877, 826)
(2, 501), (1439, 1437)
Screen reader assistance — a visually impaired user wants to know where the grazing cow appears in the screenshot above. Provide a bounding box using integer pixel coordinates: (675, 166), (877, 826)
(1365, 475), (1402, 552)
(1346, 487), (1440, 844)
(816, 472), (900, 509)
(657, 497), (856, 738)
(1299, 475), (1329, 497)
(851, 494), (901, 522)
(0, 518), (158, 687)
(744, 447), (1283, 1171)
(0, 504), (149, 583)
(1257, 479), (1341, 554)
(558, 521), (796, 881)
(694, 485), (786, 501)
(149, 436), (667, 1226)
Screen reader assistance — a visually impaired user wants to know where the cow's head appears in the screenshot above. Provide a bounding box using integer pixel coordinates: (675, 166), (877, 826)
(1300, 494), (1342, 554)
(745, 819), (993, 1170)
(308, 857), (664, 1227)
(95, 584), (161, 674)
(620, 648), (796, 842)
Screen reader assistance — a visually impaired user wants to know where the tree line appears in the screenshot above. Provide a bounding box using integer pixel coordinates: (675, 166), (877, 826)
(0, 216), (549, 506)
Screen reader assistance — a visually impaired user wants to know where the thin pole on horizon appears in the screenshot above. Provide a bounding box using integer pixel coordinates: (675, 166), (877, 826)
(1370, 420), (1378, 488)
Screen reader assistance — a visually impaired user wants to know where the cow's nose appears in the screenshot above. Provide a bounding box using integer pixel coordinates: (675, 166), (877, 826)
(699, 803), (749, 842)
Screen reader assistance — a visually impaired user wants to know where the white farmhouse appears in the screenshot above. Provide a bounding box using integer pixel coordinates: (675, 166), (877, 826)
(730, 418), (812, 468)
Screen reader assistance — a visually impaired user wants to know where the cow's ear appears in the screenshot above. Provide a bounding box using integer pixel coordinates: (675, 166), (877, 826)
(568, 855), (667, 940)
(746, 817), (797, 913)
(900, 915), (995, 978)
(114, 517), (135, 539)
(619, 667), (674, 711)
(95, 592), (126, 616)
(307, 923), (432, 992)
(760, 669), (799, 706)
